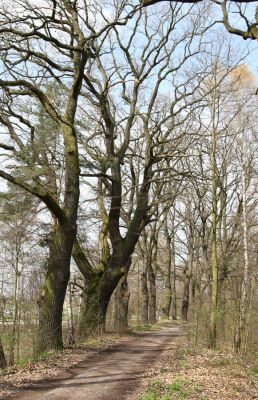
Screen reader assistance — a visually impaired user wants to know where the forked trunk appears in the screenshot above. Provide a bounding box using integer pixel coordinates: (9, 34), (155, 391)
(78, 266), (124, 338)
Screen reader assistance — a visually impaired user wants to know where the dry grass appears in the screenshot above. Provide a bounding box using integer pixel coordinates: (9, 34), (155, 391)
(129, 335), (258, 400)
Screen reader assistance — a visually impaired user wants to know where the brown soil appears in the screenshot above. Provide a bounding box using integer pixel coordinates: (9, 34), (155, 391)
(3, 324), (183, 400)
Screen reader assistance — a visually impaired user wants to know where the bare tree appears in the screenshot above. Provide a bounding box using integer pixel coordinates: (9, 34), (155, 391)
(0, 0), (137, 351)
(71, 1), (215, 336)
(142, 0), (258, 40)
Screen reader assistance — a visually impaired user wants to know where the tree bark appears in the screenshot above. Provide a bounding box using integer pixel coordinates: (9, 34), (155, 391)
(171, 235), (177, 320)
(141, 266), (149, 325)
(181, 262), (191, 322)
(0, 336), (7, 370)
(160, 217), (172, 319)
(234, 160), (249, 353)
(148, 263), (156, 324)
(37, 223), (76, 352)
(78, 274), (105, 337)
(78, 259), (127, 337)
(68, 281), (75, 346)
(113, 275), (130, 332)
(209, 88), (218, 349)
(8, 270), (19, 366)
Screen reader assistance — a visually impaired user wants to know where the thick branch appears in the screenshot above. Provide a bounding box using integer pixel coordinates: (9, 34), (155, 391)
(0, 169), (65, 222)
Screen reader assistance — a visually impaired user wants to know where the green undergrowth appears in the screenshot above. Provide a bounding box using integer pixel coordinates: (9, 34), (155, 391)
(132, 320), (181, 333)
(81, 334), (121, 348)
(139, 377), (203, 400)
(131, 324), (157, 332)
(15, 350), (50, 368)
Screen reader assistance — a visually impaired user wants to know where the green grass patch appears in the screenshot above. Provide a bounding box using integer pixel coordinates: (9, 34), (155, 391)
(139, 377), (199, 400)
(16, 354), (34, 367)
(81, 334), (121, 348)
(132, 324), (157, 332)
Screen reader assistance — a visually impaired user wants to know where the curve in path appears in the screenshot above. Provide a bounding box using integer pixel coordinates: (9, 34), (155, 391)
(8, 324), (182, 400)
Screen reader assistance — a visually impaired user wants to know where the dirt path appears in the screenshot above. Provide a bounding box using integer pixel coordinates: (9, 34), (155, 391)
(6, 324), (182, 400)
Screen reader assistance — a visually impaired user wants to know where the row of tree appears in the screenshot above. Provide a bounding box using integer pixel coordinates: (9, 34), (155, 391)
(0, 0), (257, 368)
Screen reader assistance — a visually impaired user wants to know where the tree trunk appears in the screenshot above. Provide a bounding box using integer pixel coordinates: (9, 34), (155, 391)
(241, 276), (255, 354)
(209, 92), (218, 349)
(171, 237), (177, 320)
(234, 165), (249, 353)
(78, 273), (104, 337)
(68, 281), (75, 346)
(74, 158), (152, 338)
(113, 275), (130, 332)
(36, 223), (76, 353)
(148, 263), (156, 324)
(78, 264), (125, 337)
(160, 218), (172, 319)
(181, 262), (191, 321)
(0, 336), (7, 370)
(161, 277), (171, 319)
(141, 267), (149, 325)
(8, 270), (19, 366)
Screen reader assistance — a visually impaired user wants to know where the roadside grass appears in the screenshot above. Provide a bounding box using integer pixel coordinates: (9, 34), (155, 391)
(131, 324), (156, 333)
(0, 331), (127, 373)
(131, 319), (181, 333)
(81, 334), (122, 348)
(134, 331), (258, 400)
(139, 377), (202, 400)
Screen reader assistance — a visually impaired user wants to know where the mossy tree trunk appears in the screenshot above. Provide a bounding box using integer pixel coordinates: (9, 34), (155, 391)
(113, 275), (130, 332)
(78, 277), (106, 336)
(77, 259), (131, 336)
(37, 223), (76, 352)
